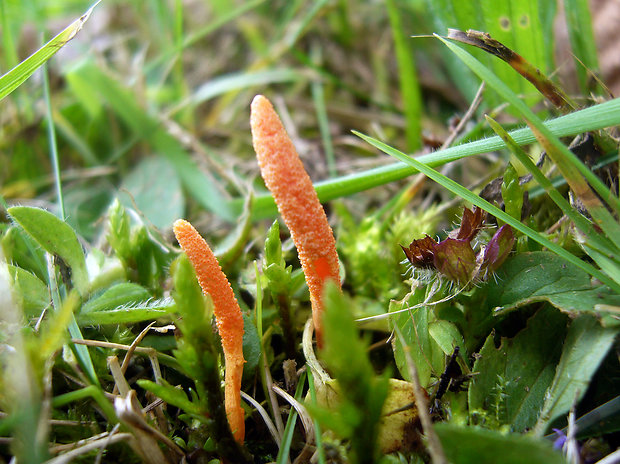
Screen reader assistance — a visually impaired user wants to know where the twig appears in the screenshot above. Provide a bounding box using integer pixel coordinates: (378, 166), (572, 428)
(44, 433), (133, 464)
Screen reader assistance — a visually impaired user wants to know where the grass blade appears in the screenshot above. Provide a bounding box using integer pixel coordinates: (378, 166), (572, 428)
(42, 61), (65, 220)
(0, 1), (98, 101)
(435, 34), (620, 216)
(485, 115), (618, 261)
(354, 130), (620, 294)
(239, 97), (620, 219)
(386, 0), (422, 151)
(563, 0), (599, 93)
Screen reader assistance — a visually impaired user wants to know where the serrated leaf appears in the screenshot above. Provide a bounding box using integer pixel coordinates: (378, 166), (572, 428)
(320, 283), (390, 463)
(434, 423), (567, 464)
(533, 315), (617, 435)
(81, 283), (151, 313)
(8, 206), (89, 296)
(487, 251), (620, 326)
(469, 307), (568, 431)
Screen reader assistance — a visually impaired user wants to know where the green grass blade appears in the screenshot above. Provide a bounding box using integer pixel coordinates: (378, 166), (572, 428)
(239, 97), (620, 219)
(42, 61), (65, 221)
(0, 0), (19, 71)
(146, 0), (265, 74)
(436, 35), (620, 216)
(485, 115), (618, 260)
(0, 1), (98, 101)
(354, 130), (620, 294)
(307, 369), (326, 464)
(172, 68), (305, 115)
(386, 0), (422, 151)
(563, 0), (599, 93)
(311, 43), (337, 177)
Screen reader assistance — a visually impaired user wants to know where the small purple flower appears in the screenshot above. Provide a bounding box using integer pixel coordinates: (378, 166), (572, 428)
(552, 429), (567, 450)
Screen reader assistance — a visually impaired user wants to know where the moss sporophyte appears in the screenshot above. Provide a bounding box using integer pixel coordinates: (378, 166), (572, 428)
(173, 219), (245, 444)
(250, 95), (341, 348)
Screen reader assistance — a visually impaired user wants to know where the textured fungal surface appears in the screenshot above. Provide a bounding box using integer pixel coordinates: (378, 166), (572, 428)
(250, 95), (341, 346)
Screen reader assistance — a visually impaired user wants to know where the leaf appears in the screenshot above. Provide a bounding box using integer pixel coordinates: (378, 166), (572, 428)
(81, 283), (152, 313)
(428, 320), (465, 357)
(0, 2), (98, 101)
(319, 283), (390, 463)
(468, 307), (568, 432)
(8, 206), (89, 296)
(434, 423), (567, 464)
(390, 288), (445, 387)
(77, 299), (174, 326)
(533, 315), (618, 435)
(119, 157), (184, 230)
(501, 163), (523, 221)
(385, 0), (422, 151)
(7, 265), (50, 318)
(242, 313), (261, 379)
(563, 0), (599, 93)
(487, 251), (620, 326)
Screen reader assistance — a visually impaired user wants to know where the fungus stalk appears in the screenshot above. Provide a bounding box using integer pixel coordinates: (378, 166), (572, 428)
(173, 219), (245, 443)
(251, 95), (341, 347)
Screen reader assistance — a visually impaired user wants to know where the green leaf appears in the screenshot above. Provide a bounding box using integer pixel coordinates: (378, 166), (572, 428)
(386, 0), (421, 151)
(428, 320), (465, 357)
(533, 315), (618, 435)
(77, 300), (173, 326)
(487, 252), (620, 326)
(106, 199), (131, 264)
(319, 283), (390, 463)
(563, 0), (599, 93)
(242, 313), (261, 379)
(501, 163), (523, 221)
(7, 265), (50, 318)
(119, 157), (184, 230)
(81, 283), (152, 313)
(8, 206), (89, 296)
(390, 288), (445, 388)
(0, 2), (97, 101)
(434, 423), (567, 464)
(468, 307), (568, 432)
(1, 226), (47, 282)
